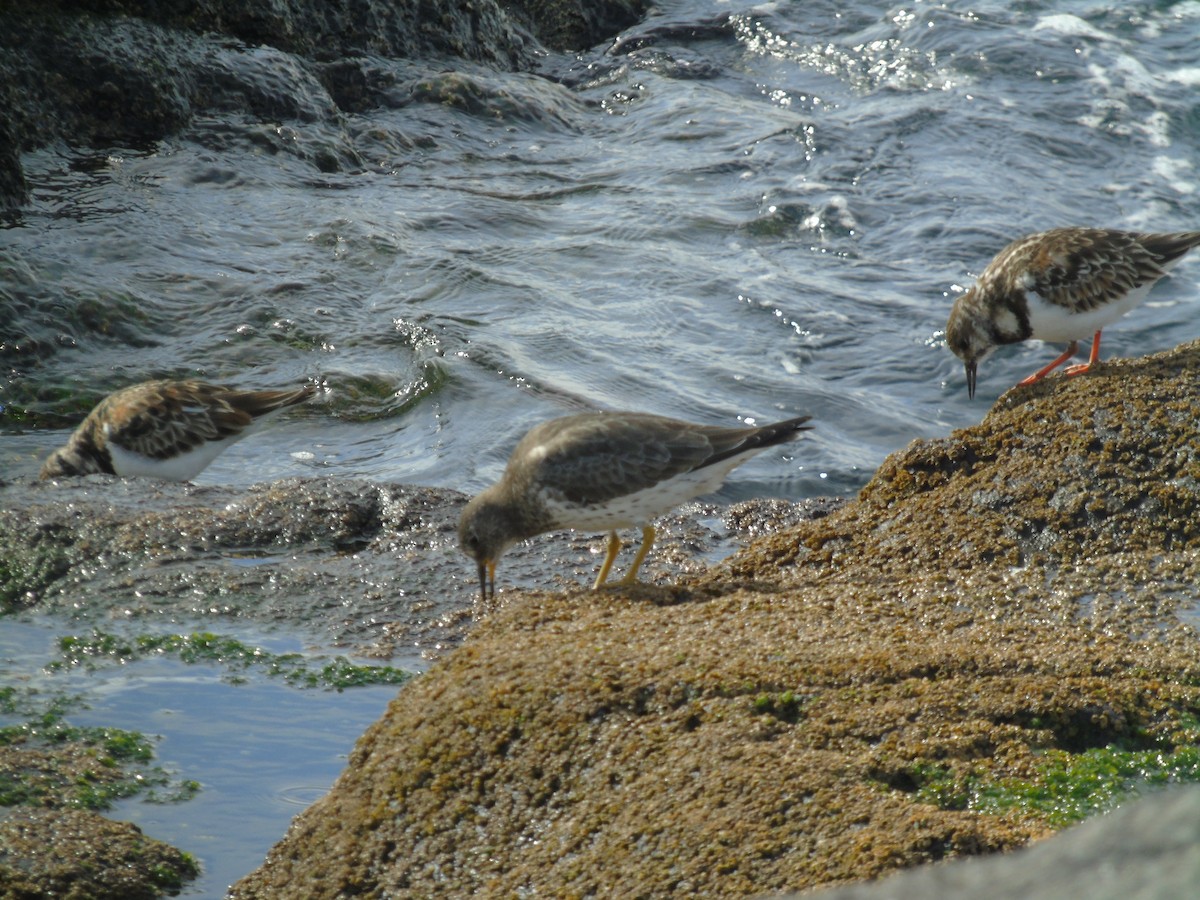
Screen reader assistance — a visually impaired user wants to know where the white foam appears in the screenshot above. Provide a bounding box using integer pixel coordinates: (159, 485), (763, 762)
(1077, 54), (1171, 147)
(1165, 67), (1200, 86)
(1142, 110), (1173, 148)
(1032, 14), (1112, 42)
(1109, 54), (1159, 99)
(1151, 156), (1198, 195)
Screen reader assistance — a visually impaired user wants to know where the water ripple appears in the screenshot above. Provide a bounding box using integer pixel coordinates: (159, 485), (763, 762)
(4, 0), (1200, 495)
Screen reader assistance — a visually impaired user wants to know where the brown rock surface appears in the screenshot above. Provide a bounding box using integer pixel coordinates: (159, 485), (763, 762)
(229, 341), (1200, 897)
(0, 808), (198, 899)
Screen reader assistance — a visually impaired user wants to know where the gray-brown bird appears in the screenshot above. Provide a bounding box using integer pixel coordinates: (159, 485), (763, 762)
(458, 410), (812, 601)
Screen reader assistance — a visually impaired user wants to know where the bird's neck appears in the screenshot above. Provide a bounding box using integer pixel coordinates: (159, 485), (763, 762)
(491, 482), (552, 541)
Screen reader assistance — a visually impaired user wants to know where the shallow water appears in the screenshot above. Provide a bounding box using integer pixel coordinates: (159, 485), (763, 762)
(0, 617), (403, 899)
(3, 0), (1200, 894)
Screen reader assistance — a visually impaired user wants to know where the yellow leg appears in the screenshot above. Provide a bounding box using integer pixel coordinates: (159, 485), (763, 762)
(593, 531), (622, 589)
(620, 525), (657, 585)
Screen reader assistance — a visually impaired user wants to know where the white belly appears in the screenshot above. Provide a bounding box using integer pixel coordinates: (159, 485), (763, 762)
(1025, 282), (1153, 342)
(107, 435), (244, 481)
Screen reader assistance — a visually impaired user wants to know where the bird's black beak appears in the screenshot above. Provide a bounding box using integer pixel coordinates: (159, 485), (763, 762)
(965, 360), (977, 400)
(476, 559), (495, 603)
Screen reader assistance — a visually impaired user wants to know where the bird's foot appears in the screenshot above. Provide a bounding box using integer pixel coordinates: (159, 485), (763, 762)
(1016, 370), (1049, 387)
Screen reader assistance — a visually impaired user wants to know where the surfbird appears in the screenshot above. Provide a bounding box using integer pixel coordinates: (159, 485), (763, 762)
(458, 410), (813, 601)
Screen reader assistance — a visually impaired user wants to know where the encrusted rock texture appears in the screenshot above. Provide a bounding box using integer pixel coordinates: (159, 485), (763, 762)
(229, 341), (1200, 898)
(0, 809), (197, 900)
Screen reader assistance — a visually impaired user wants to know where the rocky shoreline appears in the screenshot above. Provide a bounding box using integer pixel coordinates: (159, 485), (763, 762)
(0, 460), (835, 897)
(4, 343), (1200, 896)
(4, 1), (1200, 895)
(222, 342), (1200, 897)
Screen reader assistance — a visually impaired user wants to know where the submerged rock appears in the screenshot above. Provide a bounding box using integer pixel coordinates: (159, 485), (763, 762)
(0, 477), (474, 657)
(227, 340), (1200, 897)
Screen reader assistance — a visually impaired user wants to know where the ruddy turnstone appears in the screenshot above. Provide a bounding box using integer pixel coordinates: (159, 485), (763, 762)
(40, 379), (316, 481)
(946, 227), (1200, 398)
(458, 410), (812, 601)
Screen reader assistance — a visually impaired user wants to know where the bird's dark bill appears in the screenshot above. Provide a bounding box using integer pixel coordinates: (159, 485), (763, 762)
(477, 559), (496, 602)
(965, 360), (977, 400)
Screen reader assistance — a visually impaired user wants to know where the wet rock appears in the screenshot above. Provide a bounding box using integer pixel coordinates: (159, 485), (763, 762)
(0, 741), (144, 811)
(0, 0), (649, 210)
(724, 494), (846, 539)
(0, 475), (800, 658)
(0, 476), (475, 658)
(505, 0), (648, 51)
(0, 808), (198, 899)
(227, 341), (1200, 897)
(0, 115), (26, 215)
(1, 12), (197, 159)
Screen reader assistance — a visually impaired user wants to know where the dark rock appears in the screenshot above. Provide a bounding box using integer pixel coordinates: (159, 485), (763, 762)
(0, 0), (649, 211)
(0, 111), (27, 215)
(0, 476), (476, 657)
(503, 0), (649, 51)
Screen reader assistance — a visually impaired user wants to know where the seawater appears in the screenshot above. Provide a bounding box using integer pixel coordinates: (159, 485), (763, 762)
(4, 1), (1199, 497)
(3, 1), (1200, 895)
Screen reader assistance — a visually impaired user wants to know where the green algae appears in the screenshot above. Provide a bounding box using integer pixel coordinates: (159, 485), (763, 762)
(0, 807), (201, 900)
(751, 689), (807, 722)
(333, 361), (450, 421)
(0, 540), (72, 612)
(148, 855), (202, 892)
(907, 745), (1200, 828)
(51, 629), (414, 691)
(0, 685), (199, 810)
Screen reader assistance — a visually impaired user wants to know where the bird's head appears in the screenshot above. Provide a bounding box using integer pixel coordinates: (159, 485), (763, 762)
(458, 491), (521, 603)
(945, 290), (998, 400)
(39, 444), (101, 480)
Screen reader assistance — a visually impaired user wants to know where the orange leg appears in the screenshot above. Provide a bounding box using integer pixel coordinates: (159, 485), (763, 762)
(1017, 340), (1079, 386)
(592, 526), (657, 590)
(1061, 331), (1103, 377)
